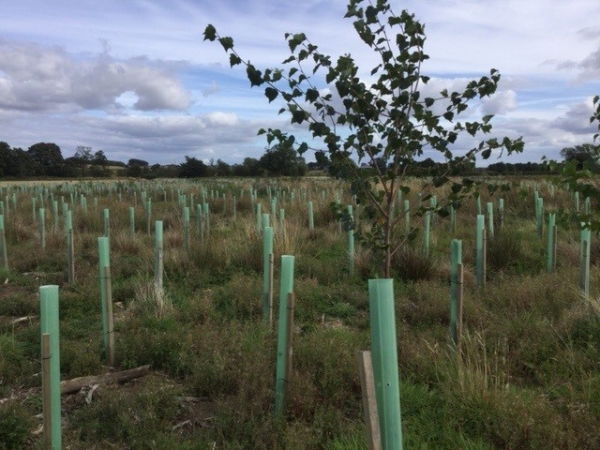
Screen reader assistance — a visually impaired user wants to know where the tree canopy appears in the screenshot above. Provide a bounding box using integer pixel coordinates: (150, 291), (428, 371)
(204, 0), (524, 276)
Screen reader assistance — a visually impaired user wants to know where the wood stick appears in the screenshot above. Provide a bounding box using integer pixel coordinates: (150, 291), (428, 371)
(268, 252), (274, 327)
(60, 365), (150, 395)
(356, 350), (381, 450)
(67, 229), (75, 283)
(553, 225), (558, 271)
(0, 365), (151, 405)
(482, 228), (487, 288)
(456, 263), (464, 349)
(284, 292), (295, 400)
(103, 266), (114, 367)
(41, 333), (51, 449)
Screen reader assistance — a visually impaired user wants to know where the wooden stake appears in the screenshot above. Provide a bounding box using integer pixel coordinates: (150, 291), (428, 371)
(284, 291), (295, 400)
(357, 350), (381, 450)
(482, 228), (487, 289)
(103, 266), (114, 366)
(0, 215), (8, 270)
(268, 252), (274, 327)
(41, 332), (52, 449)
(456, 263), (464, 349)
(553, 225), (558, 271)
(67, 229), (75, 284)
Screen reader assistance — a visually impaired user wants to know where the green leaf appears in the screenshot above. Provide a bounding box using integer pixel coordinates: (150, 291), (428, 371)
(203, 24), (216, 41)
(291, 109), (307, 124)
(298, 142), (308, 154)
(288, 33), (307, 52)
(365, 6), (378, 23)
(257, 128), (266, 135)
(424, 97), (434, 107)
(443, 111), (454, 121)
(326, 68), (338, 83)
(265, 87), (278, 102)
(305, 88), (319, 102)
(218, 37), (234, 51)
(246, 64), (263, 87)
(229, 54), (241, 67)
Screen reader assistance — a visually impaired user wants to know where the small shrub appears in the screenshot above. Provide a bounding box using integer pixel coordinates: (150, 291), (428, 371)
(392, 245), (433, 281)
(0, 402), (32, 449)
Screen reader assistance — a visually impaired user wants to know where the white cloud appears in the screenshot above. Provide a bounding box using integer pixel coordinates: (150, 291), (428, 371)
(202, 80), (220, 97)
(0, 39), (191, 112)
(481, 90), (517, 115)
(551, 98), (596, 134)
(1, 0), (599, 164)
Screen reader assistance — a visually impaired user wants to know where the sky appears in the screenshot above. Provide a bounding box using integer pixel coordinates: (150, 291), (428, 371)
(0, 0), (599, 165)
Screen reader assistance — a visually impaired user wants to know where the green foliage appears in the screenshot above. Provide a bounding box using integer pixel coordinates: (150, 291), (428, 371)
(3, 177), (600, 447)
(0, 403), (32, 449)
(0, 335), (33, 395)
(258, 143), (307, 176)
(204, 0), (524, 275)
(72, 377), (182, 445)
(547, 95), (600, 231)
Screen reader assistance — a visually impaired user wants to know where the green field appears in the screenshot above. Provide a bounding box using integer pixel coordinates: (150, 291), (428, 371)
(0, 177), (599, 449)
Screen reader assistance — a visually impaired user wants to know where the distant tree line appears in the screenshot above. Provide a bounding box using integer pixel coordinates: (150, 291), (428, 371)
(1, 139), (593, 179)
(0, 141), (308, 179)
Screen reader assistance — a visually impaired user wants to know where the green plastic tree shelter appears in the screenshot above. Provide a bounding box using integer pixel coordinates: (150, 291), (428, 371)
(52, 200), (59, 231)
(423, 211), (431, 256)
(486, 202), (494, 239)
(262, 213), (270, 231)
(449, 239), (462, 345)
(256, 203), (262, 232)
(146, 199), (152, 235)
(262, 226), (274, 321)
(580, 226), (591, 297)
(40, 284), (62, 450)
(369, 278), (403, 450)
(155, 220), (164, 290)
(347, 205), (355, 274)
(65, 210), (75, 284)
(449, 205), (456, 233)
(129, 206), (135, 236)
(39, 208), (46, 249)
(308, 200), (314, 230)
(545, 213), (556, 272)
(0, 214), (8, 270)
(102, 208), (110, 238)
(97, 236), (114, 365)
(183, 206), (190, 250)
(475, 214), (485, 288)
(584, 196), (591, 215)
(202, 202), (210, 233)
(535, 197), (544, 238)
(279, 208), (286, 235)
(274, 255), (295, 417)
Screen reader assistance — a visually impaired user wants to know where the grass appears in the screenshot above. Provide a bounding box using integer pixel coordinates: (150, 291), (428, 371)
(0, 177), (599, 448)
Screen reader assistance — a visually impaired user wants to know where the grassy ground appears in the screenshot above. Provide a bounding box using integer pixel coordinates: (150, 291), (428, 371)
(0, 177), (599, 449)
